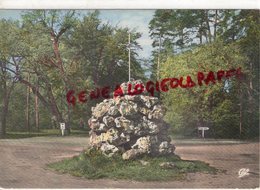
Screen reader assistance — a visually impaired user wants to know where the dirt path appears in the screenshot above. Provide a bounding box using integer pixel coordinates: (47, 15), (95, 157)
(0, 136), (259, 188)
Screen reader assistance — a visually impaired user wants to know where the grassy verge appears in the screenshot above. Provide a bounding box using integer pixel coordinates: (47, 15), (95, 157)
(5, 129), (88, 139)
(48, 150), (217, 181)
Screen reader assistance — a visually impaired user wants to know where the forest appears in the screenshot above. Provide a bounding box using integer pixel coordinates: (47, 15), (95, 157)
(0, 10), (259, 139)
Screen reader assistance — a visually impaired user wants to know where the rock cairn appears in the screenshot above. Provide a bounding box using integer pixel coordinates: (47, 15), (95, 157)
(88, 80), (175, 160)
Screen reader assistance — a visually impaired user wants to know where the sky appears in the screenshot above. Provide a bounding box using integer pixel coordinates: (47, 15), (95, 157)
(0, 10), (155, 59)
(99, 10), (155, 59)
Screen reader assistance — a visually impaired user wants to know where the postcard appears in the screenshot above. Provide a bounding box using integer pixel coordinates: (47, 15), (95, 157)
(0, 1), (259, 188)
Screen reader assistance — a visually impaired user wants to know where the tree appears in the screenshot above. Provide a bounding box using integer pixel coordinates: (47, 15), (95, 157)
(0, 19), (22, 137)
(8, 10), (79, 127)
(212, 10), (259, 137)
(65, 11), (144, 87)
(160, 40), (247, 138)
(148, 10), (259, 138)
(63, 11), (145, 123)
(0, 10), (146, 133)
(149, 10), (222, 53)
(149, 10), (240, 82)
(235, 10), (259, 137)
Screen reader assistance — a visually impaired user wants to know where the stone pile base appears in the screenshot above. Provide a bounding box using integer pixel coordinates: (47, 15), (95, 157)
(88, 81), (175, 160)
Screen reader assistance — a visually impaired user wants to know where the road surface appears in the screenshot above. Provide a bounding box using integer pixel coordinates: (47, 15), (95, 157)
(0, 136), (259, 188)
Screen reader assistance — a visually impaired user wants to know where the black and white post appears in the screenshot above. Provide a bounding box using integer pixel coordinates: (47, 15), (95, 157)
(198, 127), (209, 138)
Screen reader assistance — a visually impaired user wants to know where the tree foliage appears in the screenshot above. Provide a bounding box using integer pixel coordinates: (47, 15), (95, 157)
(150, 10), (259, 138)
(0, 10), (145, 135)
(160, 40), (248, 138)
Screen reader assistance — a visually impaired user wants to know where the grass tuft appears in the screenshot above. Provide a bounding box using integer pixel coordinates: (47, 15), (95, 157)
(48, 149), (217, 181)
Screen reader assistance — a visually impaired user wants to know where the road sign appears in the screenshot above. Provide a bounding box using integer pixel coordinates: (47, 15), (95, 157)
(60, 123), (66, 136)
(198, 127), (209, 130)
(198, 127), (209, 138)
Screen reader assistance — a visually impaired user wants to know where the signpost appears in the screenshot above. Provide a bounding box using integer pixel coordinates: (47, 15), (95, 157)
(198, 127), (209, 138)
(60, 123), (66, 136)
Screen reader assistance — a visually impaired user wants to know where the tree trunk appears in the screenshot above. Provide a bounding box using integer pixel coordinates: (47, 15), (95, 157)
(51, 31), (74, 129)
(239, 99), (242, 138)
(205, 10), (212, 43)
(35, 76), (39, 132)
(26, 74), (31, 132)
(47, 85), (63, 123)
(0, 120), (2, 138)
(246, 69), (254, 137)
(20, 78), (63, 128)
(239, 81), (243, 138)
(248, 62), (254, 114)
(214, 10), (218, 40)
(0, 83), (7, 137)
(0, 80), (14, 138)
(199, 25), (203, 44)
(1, 98), (8, 137)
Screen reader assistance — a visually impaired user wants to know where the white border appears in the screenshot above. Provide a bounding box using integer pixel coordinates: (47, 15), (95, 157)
(0, 0), (259, 9)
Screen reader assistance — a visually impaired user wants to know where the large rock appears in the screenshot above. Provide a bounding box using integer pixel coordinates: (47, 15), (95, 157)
(115, 116), (134, 132)
(158, 141), (175, 155)
(103, 116), (115, 128)
(132, 136), (151, 152)
(92, 102), (110, 119)
(122, 149), (144, 160)
(119, 101), (138, 116)
(89, 80), (175, 159)
(100, 143), (119, 157)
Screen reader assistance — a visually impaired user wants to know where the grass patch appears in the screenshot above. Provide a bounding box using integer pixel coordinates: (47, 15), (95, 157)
(4, 129), (88, 139)
(48, 149), (217, 181)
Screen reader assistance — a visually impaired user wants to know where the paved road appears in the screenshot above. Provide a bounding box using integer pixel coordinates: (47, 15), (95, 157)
(0, 136), (259, 188)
